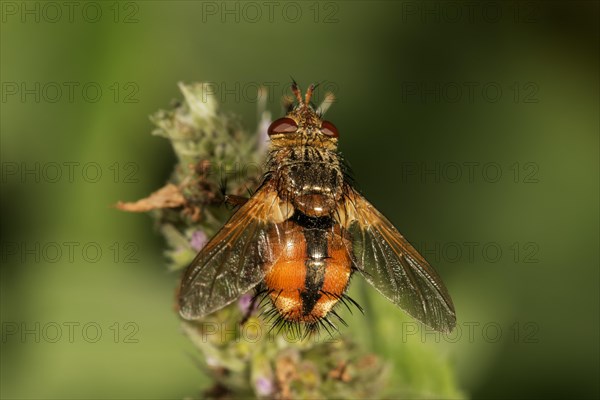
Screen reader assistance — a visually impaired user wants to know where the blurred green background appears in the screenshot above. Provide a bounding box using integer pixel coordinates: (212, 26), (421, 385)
(1, 1), (598, 399)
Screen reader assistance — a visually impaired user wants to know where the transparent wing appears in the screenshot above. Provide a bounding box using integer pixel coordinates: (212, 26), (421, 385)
(341, 186), (456, 332)
(178, 181), (290, 320)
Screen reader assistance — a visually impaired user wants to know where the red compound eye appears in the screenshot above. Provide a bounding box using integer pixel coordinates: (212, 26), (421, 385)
(268, 118), (298, 135)
(320, 121), (339, 138)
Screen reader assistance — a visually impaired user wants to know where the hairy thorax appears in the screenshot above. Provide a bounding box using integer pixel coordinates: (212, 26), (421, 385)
(269, 146), (344, 217)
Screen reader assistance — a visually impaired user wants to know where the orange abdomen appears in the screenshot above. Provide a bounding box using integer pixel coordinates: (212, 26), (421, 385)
(263, 217), (353, 324)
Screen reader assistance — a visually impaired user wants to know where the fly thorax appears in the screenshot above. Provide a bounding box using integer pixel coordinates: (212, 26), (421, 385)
(276, 147), (343, 217)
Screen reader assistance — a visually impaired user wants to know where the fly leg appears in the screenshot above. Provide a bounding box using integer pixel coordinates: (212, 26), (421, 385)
(219, 178), (250, 208)
(239, 291), (263, 326)
(224, 194), (249, 207)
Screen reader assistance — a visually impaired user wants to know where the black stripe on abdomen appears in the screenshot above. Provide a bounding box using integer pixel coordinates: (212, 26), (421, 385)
(290, 211), (333, 316)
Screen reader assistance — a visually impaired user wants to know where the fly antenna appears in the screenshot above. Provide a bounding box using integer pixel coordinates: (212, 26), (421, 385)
(305, 83), (318, 105)
(290, 79), (303, 104)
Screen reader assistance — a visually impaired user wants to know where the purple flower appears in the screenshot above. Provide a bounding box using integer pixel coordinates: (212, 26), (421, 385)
(190, 230), (207, 251)
(254, 377), (274, 396)
(238, 292), (255, 314)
